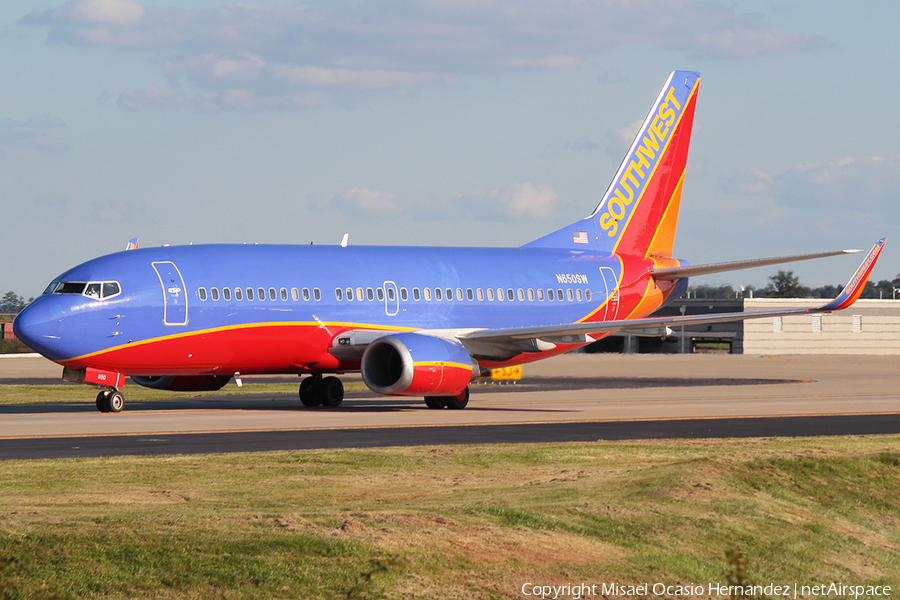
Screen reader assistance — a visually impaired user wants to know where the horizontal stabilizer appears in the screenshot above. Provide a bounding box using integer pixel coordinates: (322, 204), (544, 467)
(650, 249), (860, 280)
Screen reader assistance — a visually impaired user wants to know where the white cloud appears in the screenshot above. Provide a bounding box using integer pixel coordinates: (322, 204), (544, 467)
(333, 188), (402, 215)
(19, 0), (829, 111)
(0, 115), (71, 153)
(491, 183), (559, 219)
(605, 119), (642, 161)
(566, 136), (599, 151)
(329, 183), (560, 222)
(117, 85), (185, 111)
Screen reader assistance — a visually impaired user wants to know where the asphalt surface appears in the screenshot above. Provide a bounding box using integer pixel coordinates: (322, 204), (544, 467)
(2, 353), (900, 460)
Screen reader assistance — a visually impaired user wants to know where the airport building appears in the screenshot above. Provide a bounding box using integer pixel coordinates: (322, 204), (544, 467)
(593, 298), (900, 355)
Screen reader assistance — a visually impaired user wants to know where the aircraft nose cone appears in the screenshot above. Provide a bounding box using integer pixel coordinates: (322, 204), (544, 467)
(13, 299), (63, 358)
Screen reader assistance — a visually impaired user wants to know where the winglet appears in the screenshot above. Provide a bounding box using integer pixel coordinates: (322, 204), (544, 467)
(819, 238), (886, 311)
(125, 238), (139, 251)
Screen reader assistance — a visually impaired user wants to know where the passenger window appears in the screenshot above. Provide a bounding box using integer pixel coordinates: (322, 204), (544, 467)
(466, 288), (474, 301)
(247, 287), (254, 301)
(199, 287), (208, 301)
(558, 289), (564, 301)
(366, 288), (374, 301)
(487, 288), (494, 301)
(566, 289), (574, 301)
(377, 287), (384, 301)
(356, 287), (364, 301)
(302, 288), (310, 301)
(84, 283), (101, 299)
(576, 289), (583, 302)
(497, 288), (504, 301)
(102, 282), (120, 299)
(413, 288), (421, 301)
(446, 288), (453, 301)
(537, 288), (545, 301)
(424, 288), (432, 301)
(313, 288), (321, 301)
(456, 288), (463, 301)
(335, 288), (343, 301)
(269, 287), (276, 301)
(291, 288), (299, 301)
(235, 288), (243, 301)
(258, 287), (265, 301)
(387, 287), (395, 301)
(400, 288), (408, 301)
(280, 287), (288, 301)
(527, 288), (535, 301)
(223, 288), (231, 301)
(211, 288), (220, 301)
(547, 289), (554, 301)
(346, 287), (354, 301)
(435, 288), (442, 301)
(476, 288), (484, 301)
(516, 288), (523, 301)
(585, 289), (592, 302)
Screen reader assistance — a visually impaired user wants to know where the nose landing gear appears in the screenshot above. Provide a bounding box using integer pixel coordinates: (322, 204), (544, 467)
(96, 389), (125, 413)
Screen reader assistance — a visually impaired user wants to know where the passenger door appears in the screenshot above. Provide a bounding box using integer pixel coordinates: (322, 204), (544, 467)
(152, 261), (188, 326)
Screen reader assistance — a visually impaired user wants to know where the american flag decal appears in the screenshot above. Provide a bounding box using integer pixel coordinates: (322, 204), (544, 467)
(573, 231), (589, 244)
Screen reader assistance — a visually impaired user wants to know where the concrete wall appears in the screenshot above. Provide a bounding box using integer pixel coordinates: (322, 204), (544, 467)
(743, 299), (900, 355)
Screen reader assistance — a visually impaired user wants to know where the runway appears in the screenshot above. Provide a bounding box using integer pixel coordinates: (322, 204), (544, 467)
(2, 353), (900, 460)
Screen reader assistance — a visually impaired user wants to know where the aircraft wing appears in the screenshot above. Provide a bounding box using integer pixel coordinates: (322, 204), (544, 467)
(461, 238), (885, 346)
(650, 249), (860, 280)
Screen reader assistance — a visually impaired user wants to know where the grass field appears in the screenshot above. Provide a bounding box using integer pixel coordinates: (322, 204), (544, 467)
(2, 436), (899, 599)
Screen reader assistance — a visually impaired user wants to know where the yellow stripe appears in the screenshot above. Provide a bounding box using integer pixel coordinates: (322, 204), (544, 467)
(66, 321), (416, 363)
(413, 361), (472, 370)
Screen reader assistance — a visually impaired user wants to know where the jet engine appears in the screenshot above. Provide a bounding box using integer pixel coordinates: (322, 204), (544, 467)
(361, 332), (477, 396)
(131, 375), (231, 391)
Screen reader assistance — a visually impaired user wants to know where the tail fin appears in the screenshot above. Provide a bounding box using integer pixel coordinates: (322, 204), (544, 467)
(525, 70), (700, 257)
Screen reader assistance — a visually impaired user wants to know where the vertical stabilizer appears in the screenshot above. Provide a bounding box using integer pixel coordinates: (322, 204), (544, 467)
(525, 70), (700, 257)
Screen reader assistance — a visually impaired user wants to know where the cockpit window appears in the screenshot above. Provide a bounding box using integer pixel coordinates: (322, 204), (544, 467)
(49, 280), (121, 300)
(102, 282), (121, 299)
(84, 283), (102, 299)
(54, 282), (87, 294)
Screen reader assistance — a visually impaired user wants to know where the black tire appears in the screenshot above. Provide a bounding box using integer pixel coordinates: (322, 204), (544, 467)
(444, 387), (469, 410)
(319, 376), (344, 407)
(299, 377), (322, 407)
(96, 390), (111, 413)
(424, 397), (446, 409)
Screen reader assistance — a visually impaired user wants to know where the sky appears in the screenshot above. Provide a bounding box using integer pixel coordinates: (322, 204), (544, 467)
(2, 0), (899, 299)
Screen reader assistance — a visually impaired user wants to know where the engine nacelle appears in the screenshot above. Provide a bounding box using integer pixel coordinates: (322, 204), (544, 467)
(130, 375), (231, 392)
(361, 332), (477, 397)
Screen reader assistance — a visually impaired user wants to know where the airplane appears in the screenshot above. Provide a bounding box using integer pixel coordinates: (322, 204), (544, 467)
(14, 70), (885, 413)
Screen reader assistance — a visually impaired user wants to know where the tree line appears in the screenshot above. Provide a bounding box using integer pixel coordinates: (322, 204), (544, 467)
(686, 270), (900, 299)
(0, 291), (34, 315)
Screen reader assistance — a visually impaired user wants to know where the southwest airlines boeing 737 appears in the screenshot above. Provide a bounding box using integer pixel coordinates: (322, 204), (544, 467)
(14, 71), (885, 413)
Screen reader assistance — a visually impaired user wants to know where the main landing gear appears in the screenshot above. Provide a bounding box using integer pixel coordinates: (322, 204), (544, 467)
(299, 374), (344, 407)
(96, 389), (125, 413)
(424, 387), (469, 410)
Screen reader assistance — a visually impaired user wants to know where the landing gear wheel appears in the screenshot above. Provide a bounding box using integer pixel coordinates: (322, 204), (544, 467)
(96, 390), (111, 413)
(319, 376), (344, 407)
(108, 391), (125, 413)
(299, 376), (322, 407)
(424, 397), (447, 410)
(444, 387), (470, 410)
(96, 389), (124, 413)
